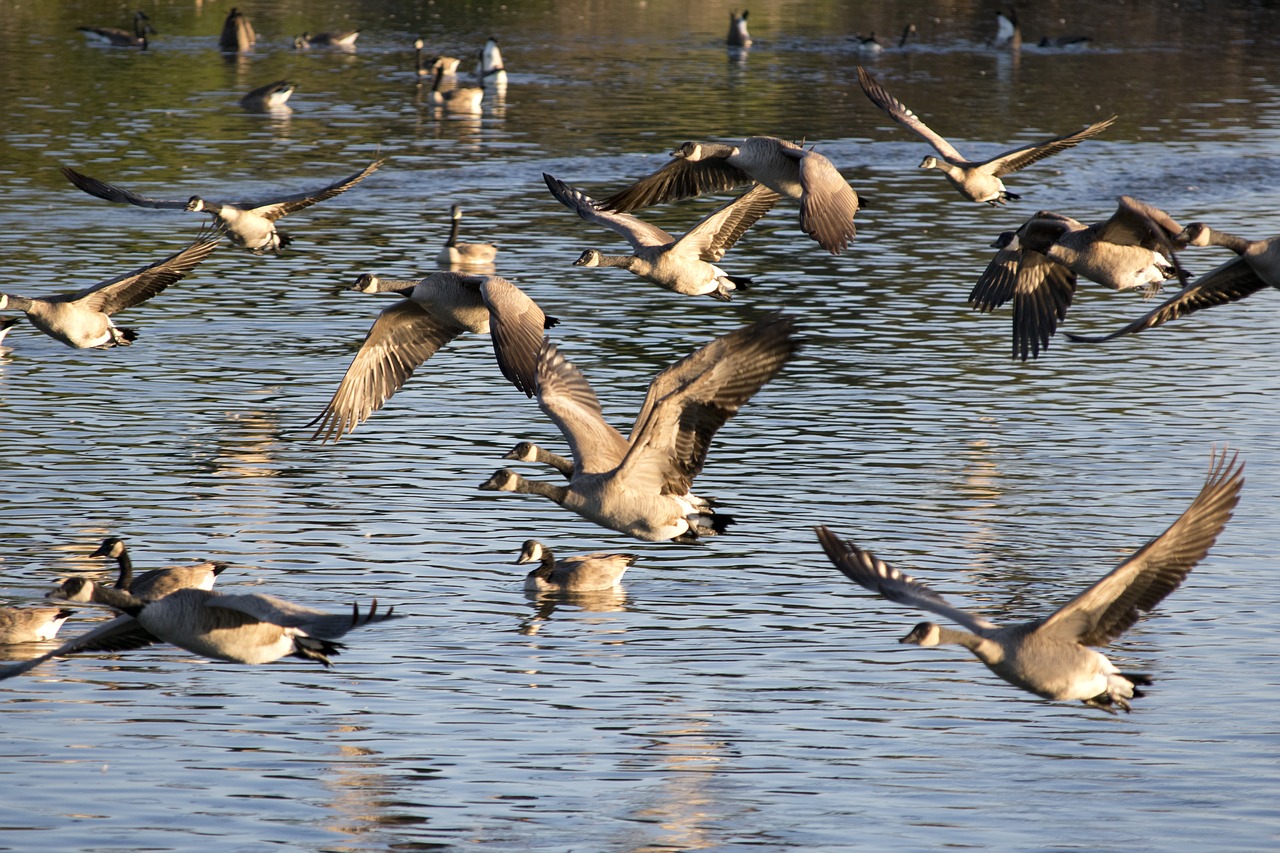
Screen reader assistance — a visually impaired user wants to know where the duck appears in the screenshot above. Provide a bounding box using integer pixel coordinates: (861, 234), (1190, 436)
(993, 8), (1021, 50)
(0, 231), (220, 349)
(600, 136), (862, 255)
(239, 80), (295, 112)
(478, 313), (798, 542)
(79, 10), (153, 48)
(969, 197), (1186, 359)
(476, 36), (507, 86)
(815, 446), (1244, 713)
(856, 67), (1115, 205)
(544, 172), (778, 301)
(415, 38), (460, 78)
(60, 160), (383, 254)
(437, 205), (497, 267)
(0, 607), (74, 644)
(1065, 223), (1280, 343)
(59, 537), (227, 601)
(308, 273), (558, 442)
(0, 580), (400, 679)
(726, 11), (752, 47)
(218, 7), (255, 52)
(428, 66), (483, 113)
(294, 30), (359, 49)
(516, 540), (638, 593)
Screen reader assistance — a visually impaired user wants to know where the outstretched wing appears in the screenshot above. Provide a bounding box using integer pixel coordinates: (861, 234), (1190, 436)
(678, 183), (781, 262)
(535, 340), (630, 474)
(543, 173), (673, 249)
(983, 117), (1116, 177)
(60, 166), (190, 209)
(480, 275), (558, 398)
(242, 159), (384, 221)
(857, 66), (967, 163)
(599, 151), (753, 212)
(69, 229), (221, 315)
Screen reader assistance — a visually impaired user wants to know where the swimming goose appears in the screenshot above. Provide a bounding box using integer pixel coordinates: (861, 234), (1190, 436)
(0, 316), (21, 352)
(218, 7), (255, 52)
(240, 80), (295, 112)
(415, 38), (460, 77)
(857, 67), (1115, 205)
(545, 173), (779, 301)
(517, 540), (638, 593)
(0, 231), (220, 349)
(1038, 34), (1091, 49)
(60, 537), (227, 601)
(294, 30), (360, 49)
(308, 273), (557, 442)
(898, 23), (918, 47)
(0, 608), (74, 644)
(993, 8), (1021, 50)
(428, 66), (483, 113)
(600, 137), (861, 255)
(60, 160), (382, 254)
(0, 580), (399, 679)
(1065, 223), (1280, 343)
(850, 33), (886, 54)
(727, 11), (752, 47)
(476, 36), (507, 86)
(79, 11), (153, 48)
(969, 197), (1185, 359)
(479, 313), (798, 542)
(816, 447), (1244, 712)
(437, 205), (498, 267)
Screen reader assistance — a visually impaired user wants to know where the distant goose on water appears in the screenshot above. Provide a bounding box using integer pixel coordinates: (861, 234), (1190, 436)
(79, 10), (153, 48)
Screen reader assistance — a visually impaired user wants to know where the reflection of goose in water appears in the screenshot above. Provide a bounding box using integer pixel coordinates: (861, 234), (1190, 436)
(815, 447), (1244, 712)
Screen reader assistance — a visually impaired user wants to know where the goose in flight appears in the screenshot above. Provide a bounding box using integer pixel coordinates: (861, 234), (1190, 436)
(59, 160), (383, 254)
(544, 172), (778, 301)
(0, 231), (220, 348)
(857, 66), (1115, 205)
(479, 313), (799, 542)
(308, 273), (557, 443)
(969, 196), (1185, 359)
(815, 447), (1244, 712)
(599, 136), (862, 255)
(1066, 223), (1280, 343)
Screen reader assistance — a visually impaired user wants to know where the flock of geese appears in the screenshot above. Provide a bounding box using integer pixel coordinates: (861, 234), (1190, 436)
(0, 9), (1271, 713)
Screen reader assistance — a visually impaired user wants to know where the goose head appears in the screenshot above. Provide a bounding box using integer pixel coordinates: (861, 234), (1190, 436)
(90, 537), (127, 560)
(479, 468), (520, 492)
(990, 230), (1018, 251)
(1178, 223), (1212, 246)
(573, 249), (604, 267)
(672, 141), (702, 160)
(351, 273), (381, 293)
(515, 540), (545, 565)
(900, 621), (942, 646)
(185, 197), (207, 213)
(919, 155), (940, 171)
(48, 576), (96, 603)
(504, 441), (539, 462)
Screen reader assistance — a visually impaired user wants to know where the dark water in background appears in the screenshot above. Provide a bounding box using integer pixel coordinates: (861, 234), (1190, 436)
(1, 1), (1278, 849)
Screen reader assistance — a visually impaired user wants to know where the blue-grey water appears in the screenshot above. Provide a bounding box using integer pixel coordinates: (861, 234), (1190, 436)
(2, 1), (1279, 850)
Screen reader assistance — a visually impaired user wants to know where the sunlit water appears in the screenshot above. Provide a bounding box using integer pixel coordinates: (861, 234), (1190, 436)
(1, 1), (1279, 850)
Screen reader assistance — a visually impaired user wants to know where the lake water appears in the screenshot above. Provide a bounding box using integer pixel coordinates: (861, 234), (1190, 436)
(2, 1), (1279, 850)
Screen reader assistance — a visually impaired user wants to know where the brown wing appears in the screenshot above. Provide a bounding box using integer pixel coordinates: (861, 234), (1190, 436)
(70, 230), (221, 315)
(480, 275), (558, 398)
(1010, 253), (1077, 361)
(984, 116), (1117, 177)
(245, 159), (384, 221)
(599, 155), (754, 212)
(61, 166), (190, 209)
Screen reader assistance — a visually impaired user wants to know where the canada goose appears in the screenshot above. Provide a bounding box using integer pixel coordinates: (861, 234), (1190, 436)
(727, 11), (752, 47)
(969, 197), (1185, 359)
(308, 273), (557, 442)
(0, 579), (399, 679)
(993, 9), (1021, 50)
(815, 447), (1244, 713)
(850, 33), (885, 54)
(428, 66), (483, 113)
(0, 231), (220, 349)
(62, 536), (227, 601)
(856, 67), (1115, 205)
(437, 205), (497, 267)
(516, 540), (638, 593)
(294, 30), (359, 49)
(60, 160), (382, 254)
(79, 10), (153, 48)
(544, 173), (779, 301)
(415, 38), (460, 77)
(601, 137), (862, 255)
(218, 7), (255, 52)
(240, 80), (295, 112)
(476, 36), (507, 85)
(1065, 223), (1280, 343)
(479, 314), (798, 542)
(0, 608), (74, 644)
(898, 23), (918, 48)
(504, 441), (574, 477)
(0, 316), (21, 352)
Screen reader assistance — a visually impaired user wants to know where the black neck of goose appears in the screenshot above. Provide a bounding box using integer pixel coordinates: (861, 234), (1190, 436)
(114, 548), (134, 590)
(594, 253), (635, 269)
(1212, 229), (1252, 253)
(0, 294), (34, 312)
(446, 214), (460, 248)
(86, 583), (147, 617)
(515, 476), (571, 504)
(533, 548), (556, 578)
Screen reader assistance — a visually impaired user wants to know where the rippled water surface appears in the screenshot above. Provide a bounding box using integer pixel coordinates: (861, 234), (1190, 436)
(2, 1), (1279, 850)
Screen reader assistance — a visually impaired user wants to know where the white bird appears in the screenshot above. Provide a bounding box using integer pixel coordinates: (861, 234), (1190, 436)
(516, 540), (637, 593)
(479, 314), (798, 542)
(476, 36), (507, 86)
(545, 172), (778, 301)
(857, 66), (1115, 205)
(815, 447), (1244, 712)
(60, 161), (383, 254)
(308, 273), (557, 442)
(0, 580), (400, 680)
(0, 231), (220, 349)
